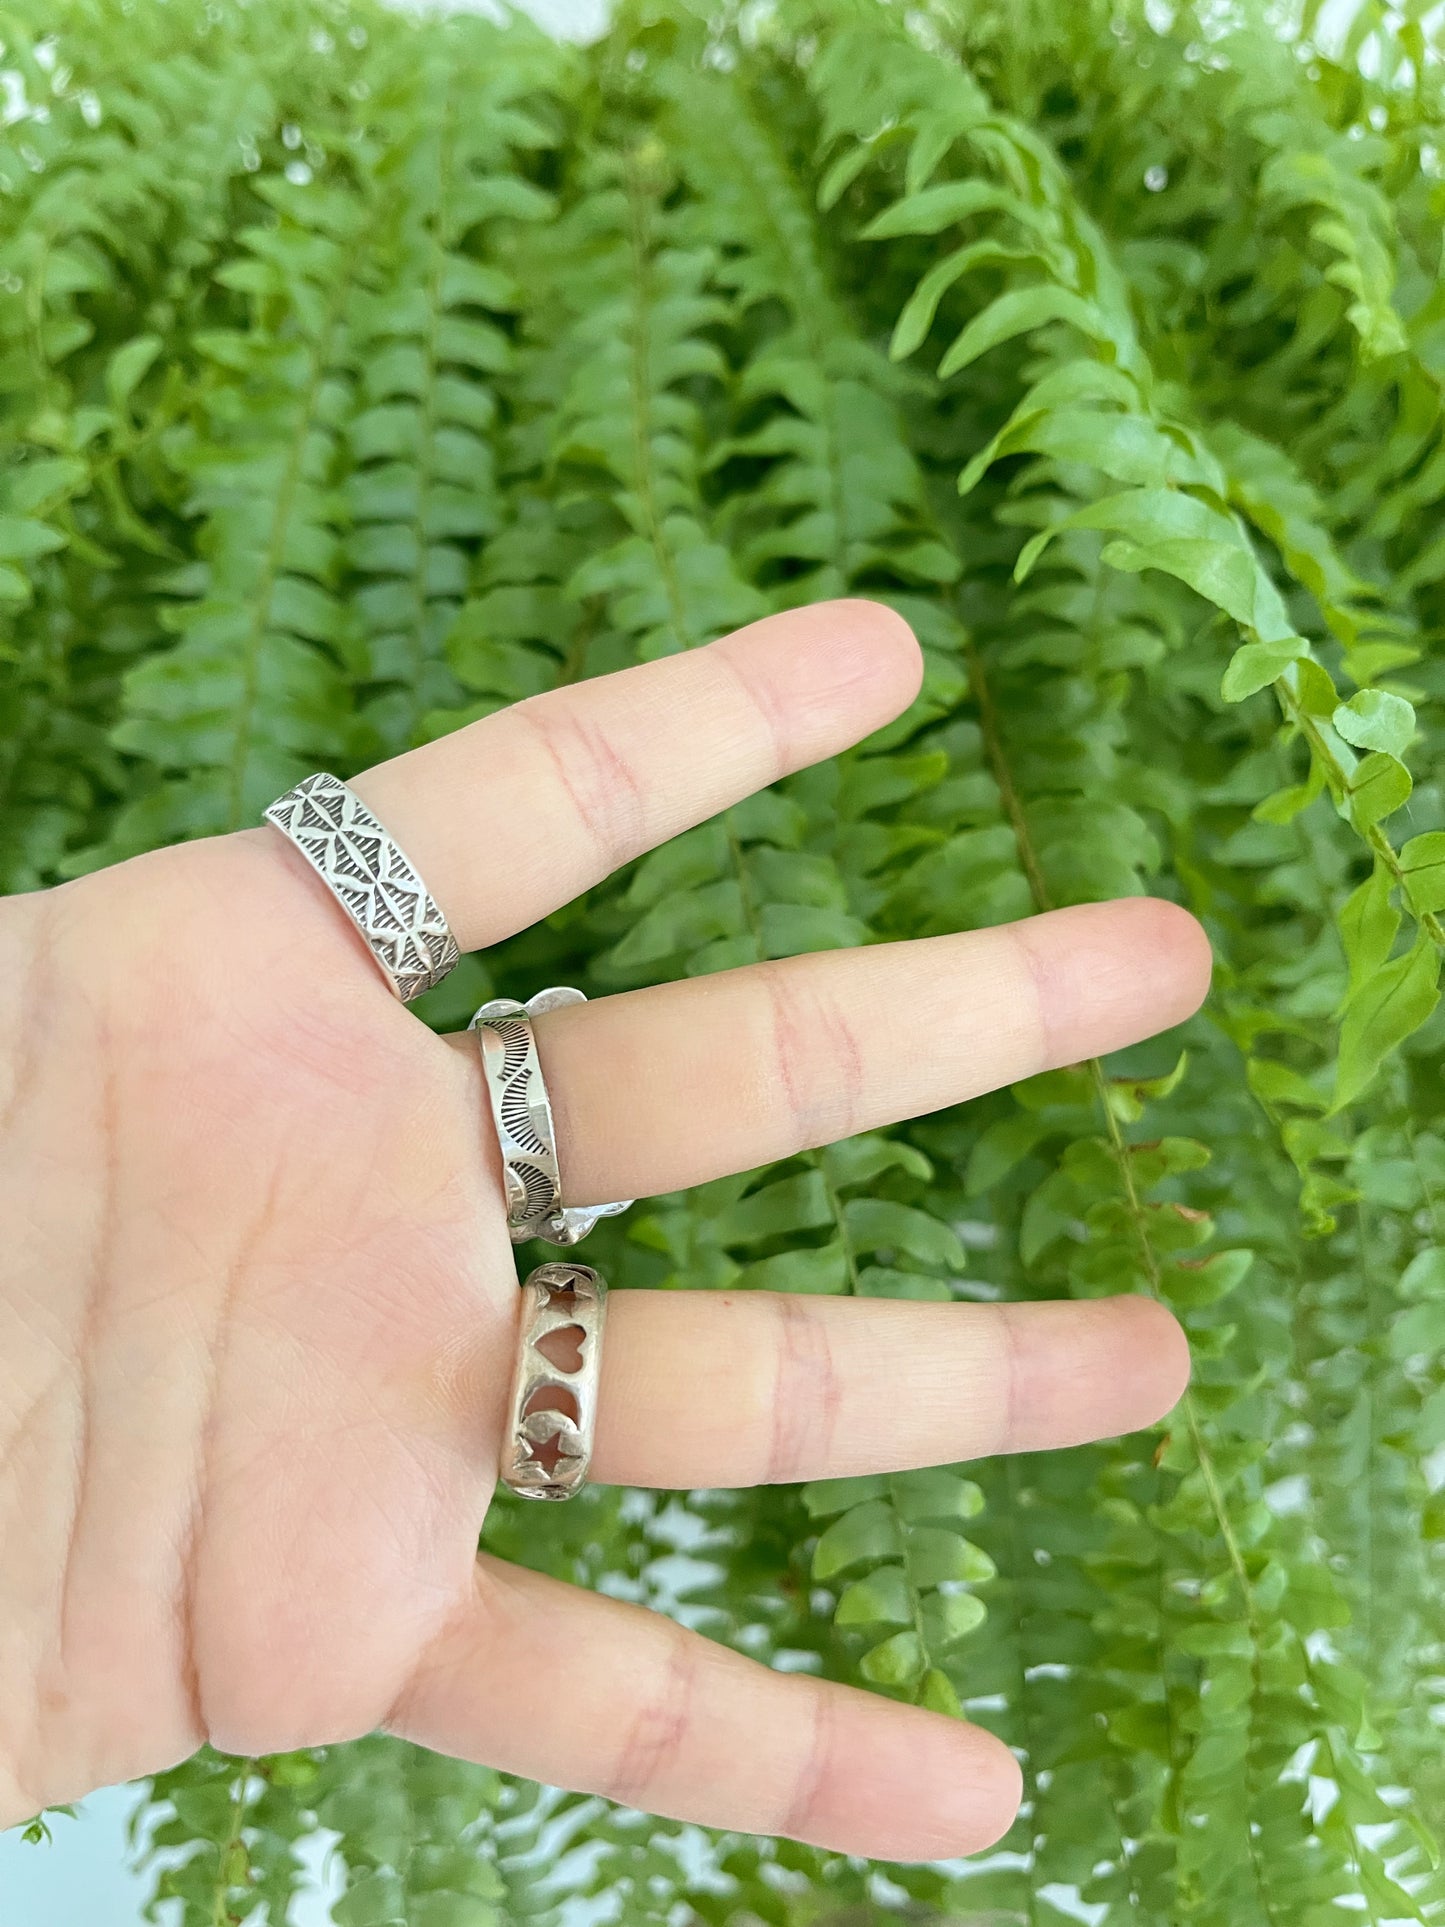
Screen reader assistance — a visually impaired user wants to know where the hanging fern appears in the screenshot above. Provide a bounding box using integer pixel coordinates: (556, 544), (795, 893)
(6, 0), (1445, 1921)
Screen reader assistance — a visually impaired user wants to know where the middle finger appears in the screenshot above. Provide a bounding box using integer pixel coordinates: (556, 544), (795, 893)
(441, 894), (1210, 1204)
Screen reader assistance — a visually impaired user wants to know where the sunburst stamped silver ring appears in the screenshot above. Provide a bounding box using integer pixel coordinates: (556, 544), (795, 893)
(264, 772), (460, 1003)
(471, 987), (632, 1246)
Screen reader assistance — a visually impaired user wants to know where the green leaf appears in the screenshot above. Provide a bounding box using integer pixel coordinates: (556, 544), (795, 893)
(106, 332), (163, 408)
(1022, 486), (1292, 637)
(1348, 752), (1412, 830)
(812, 1499), (904, 1580)
(2, 459), (85, 516)
(738, 1244), (850, 1294)
(1163, 1248), (1254, 1308)
(890, 239), (1036, 361)
(1333, 688), (1416, 757)
(938, 286), (1114, 379)
(18, 1805), (74, 1847)
(1399, 832), (1445, 915)
(1419, 1386), (1445, 1450)
(412, 1897), (504, 1927)
(1248, 1058), (1329, 1111)
(918, 1666), (964, 1714)
(1356, 1851), (1425, 1923)
(920, 1590), (988, 1648)
(859, 1628), (925, 1689)
(965, 408), (1191, 496)
(334, 1870), (407, 1927)
(904, 1526), (996, 1587)
(1388, 1299), (1445, 1359)
(1334, 936), (1441, 1110)
(1109, 1703), (1173, 1759)
(836, 1564), (914, 1627)
(0, 516), (66, 563)
(856, 1265), (953, 1301)
(1221, 636), (1309, 700)
(1338, 864), (1400, 995)
(863, 179), (1047, 239)
(966, 1113), (1051, 1193)
(1399, 1247), (1445, 1299)
(1102, 535), (1260, 628)
(802, 1475), (889, 1519)
(821, 1133), (932, 1189)
(1175, 1620), (1255, 1658)
(817, 141), (874, 211)
(842, 1199), (966, 1270)
(891, 1468), (985, 1525)
(758, 901), (868, 956)
(712, 1171), (832, 1244)
(171, 1785), (238, 1844)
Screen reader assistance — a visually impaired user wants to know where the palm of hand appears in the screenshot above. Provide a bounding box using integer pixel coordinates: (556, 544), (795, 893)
(2, 832), (512, 1812)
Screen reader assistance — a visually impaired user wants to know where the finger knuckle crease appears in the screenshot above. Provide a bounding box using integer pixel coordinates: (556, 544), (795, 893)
(776, 1687), (834, 1842)
(761, 968), (867, 1151)
(608, 1625), (696, 1807)
(516, 701), (646, 873)
(764, 1296), (841, 1485)
(761, 969), (812, 1152)
(813, 987), (867, 1141)
(1003, 922), (1054, 1071)
(995, 1302), (1023, 1454)
(707, 644), (789, 779)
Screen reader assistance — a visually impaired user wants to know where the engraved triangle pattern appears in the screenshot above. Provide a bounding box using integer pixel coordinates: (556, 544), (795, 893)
(264, 772), (460, 1003)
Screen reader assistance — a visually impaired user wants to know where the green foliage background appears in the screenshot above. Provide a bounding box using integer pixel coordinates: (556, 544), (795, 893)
(4, 0), (1445, 1917)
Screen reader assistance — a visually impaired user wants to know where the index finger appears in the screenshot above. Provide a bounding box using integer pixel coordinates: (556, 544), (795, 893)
(346, 599), (921, 951)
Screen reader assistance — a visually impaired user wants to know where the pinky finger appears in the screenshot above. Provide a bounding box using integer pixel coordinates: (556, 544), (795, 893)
(389, 1555), (1021, 1861)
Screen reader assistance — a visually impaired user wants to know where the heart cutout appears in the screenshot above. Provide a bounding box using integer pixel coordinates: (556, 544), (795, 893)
(535, 1322), (586, 1374)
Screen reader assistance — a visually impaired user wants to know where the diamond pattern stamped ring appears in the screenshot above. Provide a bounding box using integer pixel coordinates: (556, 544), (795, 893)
(264, 772), (460, 1003)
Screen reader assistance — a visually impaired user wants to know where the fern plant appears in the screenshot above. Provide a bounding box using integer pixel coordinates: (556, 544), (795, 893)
(4, 0), (1444, 1920)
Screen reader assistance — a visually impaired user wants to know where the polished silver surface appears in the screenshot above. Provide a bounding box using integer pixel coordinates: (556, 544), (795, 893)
(264, 772), (459, 1003)
(471, 987), (632, 1246)
(500, 1262), (607, 1502)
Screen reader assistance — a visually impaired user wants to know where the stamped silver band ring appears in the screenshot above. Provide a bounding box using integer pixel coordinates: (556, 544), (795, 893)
(471, 988), (632, 1246)
(264, 772), (460, 1003)
(500, 1261), (607, 1502)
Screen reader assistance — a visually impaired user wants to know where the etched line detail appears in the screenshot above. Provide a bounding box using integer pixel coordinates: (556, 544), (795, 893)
(472, 993), (633, 1247)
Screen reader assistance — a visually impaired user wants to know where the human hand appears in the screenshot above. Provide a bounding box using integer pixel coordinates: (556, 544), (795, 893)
(0, 600), (1207, 1859)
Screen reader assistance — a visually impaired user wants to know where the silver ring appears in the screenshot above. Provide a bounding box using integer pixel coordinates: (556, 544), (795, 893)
(500, 1262), (607, 1502)
(471, 988), (632, 1246)
(264, 772), (460, 1003)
